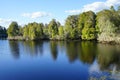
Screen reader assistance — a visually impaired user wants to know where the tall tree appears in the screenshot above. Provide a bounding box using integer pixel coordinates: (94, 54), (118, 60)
(36, 23), (44, 39)
(65, 15), (78, 39)
(23, 25), (29, 39)
(58, 26), (64, 39)
(96, 9), (120, 43)
(7, 22), (19, 37)
(78, 11), (96, 40)
(48, 19), (60, 39)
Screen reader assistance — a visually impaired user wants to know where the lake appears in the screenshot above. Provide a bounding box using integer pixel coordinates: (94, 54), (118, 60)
(0, 40), (120, 80)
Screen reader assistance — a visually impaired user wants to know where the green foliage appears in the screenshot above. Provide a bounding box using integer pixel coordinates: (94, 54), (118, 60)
(48, 19), (60, 39)
(65, 15), (78, 39)
(43, 24), (49, 39)
(4, 6), (120, 43)
(96, 9), (120, 42)
(82, 28), (96, 40)
(19, 26), (23, 36)
(70, 28), (78, 39)
(58, 26), (64, 36)
(23, 22), (44, 40)
(7, 22), (19, 37)
(29, 24), (36, 40)
(23, 25), (29, 39)
(78, 11), (96, 40)
(36, 23), (44, 39)
(58, 26), (64, 39)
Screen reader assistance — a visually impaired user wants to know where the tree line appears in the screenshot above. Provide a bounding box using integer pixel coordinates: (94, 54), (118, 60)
(3, 6), (120, 43)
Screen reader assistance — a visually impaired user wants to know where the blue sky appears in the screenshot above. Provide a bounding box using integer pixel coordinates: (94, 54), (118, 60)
(0, 0), (119, 28)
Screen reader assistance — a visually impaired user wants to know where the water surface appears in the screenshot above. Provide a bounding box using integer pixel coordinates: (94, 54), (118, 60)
(0, 40), (120, 80)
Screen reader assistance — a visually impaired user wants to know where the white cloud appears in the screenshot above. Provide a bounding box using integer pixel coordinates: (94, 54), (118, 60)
(0, 18), (24, 28)
(65, 0), (120, 14)
(0, 18), (12, 24)
(22, 11), (51, 19)
(0, 18), (12, 28)
(65, 10), (81, 14)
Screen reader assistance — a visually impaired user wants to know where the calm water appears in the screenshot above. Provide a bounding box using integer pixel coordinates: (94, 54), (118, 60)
(0, 40), (120, 80)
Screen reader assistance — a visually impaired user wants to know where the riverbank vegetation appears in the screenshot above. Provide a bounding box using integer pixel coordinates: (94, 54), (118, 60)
(1, 6), (120, 43)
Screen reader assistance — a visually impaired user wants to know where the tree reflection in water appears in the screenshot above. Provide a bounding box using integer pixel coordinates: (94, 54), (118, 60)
(8, 41), (120, 79)
(79, 41), (97, 64)
(65, 41), (78, 62)
(50, 41), (58, 60)
(96, 44), (120, 79)
(22, 41), (44, 56)
(9, 41), (20, 59)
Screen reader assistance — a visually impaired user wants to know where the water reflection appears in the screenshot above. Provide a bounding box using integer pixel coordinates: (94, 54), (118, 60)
(8, 40), (120, 79)
(96, 44), (120, 79)
(9, 41), (20, 59)
(79, 41), (96, 64)
(64, 41), (97, 64)
(50, 41), (58, 60)
(65, 41), (78, 62)
(97, 44), (120, 70)
(22, 41), (44, 56)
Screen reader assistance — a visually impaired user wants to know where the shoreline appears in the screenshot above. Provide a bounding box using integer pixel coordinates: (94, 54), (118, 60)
(6, 36), (120, 45)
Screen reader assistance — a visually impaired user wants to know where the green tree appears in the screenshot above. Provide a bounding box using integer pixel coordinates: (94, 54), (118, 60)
(29, 23), (36, 40)
(58, 26), (64, 39)
(82, 28), (96, 40)
(48, 19), (60, 39)
(36, 23), (44, 39)
(70, 28), (78, 39)
(23, 22), (44, 40)
(65, 15), (78, 39)
(23, 25), (29, 39)
(19, 26), (23, 36)
(7, 22), (19, 37)
(43, 24), (49, 39)
(78, 11), (96, 40)
(96, 9), (120, 43)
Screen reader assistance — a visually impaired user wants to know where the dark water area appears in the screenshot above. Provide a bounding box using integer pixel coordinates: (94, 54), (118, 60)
(0, 40), (120, 80)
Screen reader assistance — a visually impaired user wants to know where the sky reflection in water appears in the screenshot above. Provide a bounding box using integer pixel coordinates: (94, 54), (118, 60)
(0, 40), (120, 80)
